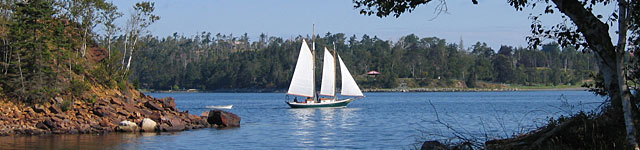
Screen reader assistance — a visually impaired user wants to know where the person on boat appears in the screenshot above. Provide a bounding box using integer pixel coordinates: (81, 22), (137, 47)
(294, 97), (298, 103)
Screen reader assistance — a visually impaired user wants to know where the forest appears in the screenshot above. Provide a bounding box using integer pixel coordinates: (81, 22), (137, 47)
(0, 0), (157, 103)
(126, 32), (600, 91)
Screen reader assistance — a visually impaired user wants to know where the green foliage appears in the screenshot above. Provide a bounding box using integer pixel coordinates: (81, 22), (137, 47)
(117, 79), (128, 91)
(127, 33), (598, 90)
(58, 100), (72, 112)
(70, 79), (89, 98)
(90, 95), (97, 103)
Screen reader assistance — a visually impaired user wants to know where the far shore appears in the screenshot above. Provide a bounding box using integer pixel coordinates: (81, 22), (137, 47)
(140, 87), (588, 93)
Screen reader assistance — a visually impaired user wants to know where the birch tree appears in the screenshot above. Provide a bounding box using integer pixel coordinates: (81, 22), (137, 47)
(99, 1), (120, 59)
(122, 1), (158, 72)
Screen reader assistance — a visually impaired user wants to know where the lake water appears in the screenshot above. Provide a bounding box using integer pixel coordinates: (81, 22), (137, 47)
(0, 91), (605, 149)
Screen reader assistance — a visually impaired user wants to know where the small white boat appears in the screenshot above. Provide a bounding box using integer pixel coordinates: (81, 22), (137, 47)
(206, 105), (233, 109)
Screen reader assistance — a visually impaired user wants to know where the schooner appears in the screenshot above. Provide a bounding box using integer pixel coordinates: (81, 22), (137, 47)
(285, 39), (364, 108)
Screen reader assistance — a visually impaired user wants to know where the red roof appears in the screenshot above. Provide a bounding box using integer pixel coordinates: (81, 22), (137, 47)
(367, 71), (381, 75)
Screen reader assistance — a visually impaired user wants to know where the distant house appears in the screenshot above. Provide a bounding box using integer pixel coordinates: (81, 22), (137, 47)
(367, 70), (381, 77)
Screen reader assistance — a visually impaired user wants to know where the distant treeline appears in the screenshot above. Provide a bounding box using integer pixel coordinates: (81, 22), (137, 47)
(128, 33), (598, 90)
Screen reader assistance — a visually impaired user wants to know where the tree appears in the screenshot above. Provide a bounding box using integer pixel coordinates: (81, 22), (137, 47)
(99, 1), (121, 59)
(353, 0), (640, 148)
(122, 1), (159, 72)
(6, 0), (57, 103)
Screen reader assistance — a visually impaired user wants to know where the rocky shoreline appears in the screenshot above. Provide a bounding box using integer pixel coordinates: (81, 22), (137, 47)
(0, 93), (240, 136)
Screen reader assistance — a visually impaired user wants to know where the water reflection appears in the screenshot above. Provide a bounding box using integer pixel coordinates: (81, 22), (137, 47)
(287, 107), (361, 149)
(0, 133), (151, 150)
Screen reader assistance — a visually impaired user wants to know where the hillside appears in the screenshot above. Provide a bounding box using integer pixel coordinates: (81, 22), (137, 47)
(0, 0), (226, 136)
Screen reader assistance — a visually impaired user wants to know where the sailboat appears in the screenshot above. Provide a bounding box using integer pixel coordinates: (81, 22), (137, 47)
(285, 39), (364, 108)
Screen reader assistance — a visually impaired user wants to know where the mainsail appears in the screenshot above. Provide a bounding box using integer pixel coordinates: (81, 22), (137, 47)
(338, 55), (364, 97)
(319, 48), (335, 96)
(287, 39), (315, 97)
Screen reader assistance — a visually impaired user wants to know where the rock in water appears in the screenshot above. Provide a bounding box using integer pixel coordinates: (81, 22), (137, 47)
(116, 120), (139, 132)
(207, 110), (241, 128)
(141, 118), (157, 132)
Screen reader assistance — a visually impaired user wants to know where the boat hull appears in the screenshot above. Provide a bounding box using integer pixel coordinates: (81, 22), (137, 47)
(206, 105), (233, 109)
(286, 98), (355, 108)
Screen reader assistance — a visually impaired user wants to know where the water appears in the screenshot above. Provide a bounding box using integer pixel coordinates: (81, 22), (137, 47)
(0, 91), (605, 149)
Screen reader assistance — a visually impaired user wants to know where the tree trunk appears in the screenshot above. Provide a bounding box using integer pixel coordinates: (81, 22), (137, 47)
(125, 35), (138, 72)
(17, 52), (24, 95)
(616, 1), (639, 149)
(122, 33), (128, 70)
(107, 36), (111, 59)
(82, 28), (87, 58)
(551, 0), (639, 149)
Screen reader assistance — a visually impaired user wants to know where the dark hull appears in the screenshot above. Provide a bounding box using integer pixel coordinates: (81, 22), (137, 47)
(286, 98), (355, 108)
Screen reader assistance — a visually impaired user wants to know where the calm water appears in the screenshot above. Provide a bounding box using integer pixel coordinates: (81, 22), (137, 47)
(0, 91), (605, 149)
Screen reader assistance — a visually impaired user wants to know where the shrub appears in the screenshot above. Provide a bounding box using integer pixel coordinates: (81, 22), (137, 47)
(70, 79), (89, 98)
(58, 100), (72, 112)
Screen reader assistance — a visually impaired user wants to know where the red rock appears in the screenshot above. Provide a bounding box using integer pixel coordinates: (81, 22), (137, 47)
(49, 105), (62, 114)
(187, 114), (201, 124)
(110, 98), (124, 106)
(33, 105), (47, 113)
(93, 106), (114, 117)
(122, 103), (140, 114)
(116, 110), (128, 116)
(207, 110), (241, 128)
(160, 97), (177, 111)
(148, 112), (161, 123)
(159, 123), (183, 132)
(36, 122), (49, 130)
(144, 101), (164, 111)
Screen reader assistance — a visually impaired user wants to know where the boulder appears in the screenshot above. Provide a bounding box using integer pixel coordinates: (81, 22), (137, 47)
(207, 110), (241, 128)
(141, 118), (157, 132)
(93, 106), (114, 117)
(36, 122), (49, 130)
(54, 97), (64, 103)
(49, 105), (62, 114)
(199, 111), (209, 118)
(110, 98), (124, 106)
(33, 105), (47, 113)
(421, 141), (449, 150)
(148, 112), (161, 122)
(160, 97), (177, 111)
(44, 117), (63, 129)
(144, 101), (164, 111)
(116, 120), (138, 132)
(159, 123), (183, 132)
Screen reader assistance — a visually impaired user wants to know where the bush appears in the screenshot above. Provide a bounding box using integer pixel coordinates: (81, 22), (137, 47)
(70, 79), (89, 98)
(58, 100), (72, 112)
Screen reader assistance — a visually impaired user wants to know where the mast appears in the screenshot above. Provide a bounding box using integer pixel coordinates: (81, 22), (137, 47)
(312, 24), (316, 101)
(333, 42), (337, 99)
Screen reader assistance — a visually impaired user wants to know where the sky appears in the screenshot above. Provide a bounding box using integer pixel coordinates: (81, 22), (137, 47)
(112, 0), (616, 50)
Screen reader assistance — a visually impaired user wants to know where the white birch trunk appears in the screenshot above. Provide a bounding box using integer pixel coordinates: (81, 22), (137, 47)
(82, 28), (87, 58)
(125, 35), (138, 72)
(616, 1), (639, 149)
(122, 33), (128, 70)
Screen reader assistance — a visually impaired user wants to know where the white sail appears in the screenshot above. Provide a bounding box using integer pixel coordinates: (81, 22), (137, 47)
(319, 48), (335, 96)
(338, 55), (364, 97)
(287, 39), (315, 97)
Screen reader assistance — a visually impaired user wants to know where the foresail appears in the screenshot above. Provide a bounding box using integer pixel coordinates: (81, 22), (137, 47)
(338, 55), (364, 97)
(287, 39), (315, 97)
(319, 48), (335, 96)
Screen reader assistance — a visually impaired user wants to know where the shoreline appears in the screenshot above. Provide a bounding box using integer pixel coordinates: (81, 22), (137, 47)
(142, 87), (588, 93)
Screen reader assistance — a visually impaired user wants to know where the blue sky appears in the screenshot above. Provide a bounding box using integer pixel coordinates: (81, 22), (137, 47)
(112, 0), (616, 50)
